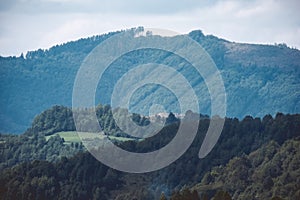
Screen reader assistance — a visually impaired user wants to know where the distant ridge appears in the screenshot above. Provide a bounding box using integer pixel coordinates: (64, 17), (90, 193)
(1, 27), (299, 133)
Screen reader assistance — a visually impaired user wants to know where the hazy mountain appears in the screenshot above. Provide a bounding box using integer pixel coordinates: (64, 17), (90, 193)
(1, 27), (300, 133)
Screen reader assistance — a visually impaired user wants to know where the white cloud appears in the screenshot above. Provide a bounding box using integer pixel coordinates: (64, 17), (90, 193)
(0, 0), (299, 56)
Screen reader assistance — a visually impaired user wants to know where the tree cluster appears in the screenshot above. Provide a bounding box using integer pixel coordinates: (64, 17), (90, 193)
(0, 111), (299, 199)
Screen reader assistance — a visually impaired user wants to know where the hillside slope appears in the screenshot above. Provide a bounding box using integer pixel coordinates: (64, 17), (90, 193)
(1, 28), (300, 133)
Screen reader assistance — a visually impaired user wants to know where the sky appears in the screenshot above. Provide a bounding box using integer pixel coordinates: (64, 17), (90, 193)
(0, 0), (299, 56)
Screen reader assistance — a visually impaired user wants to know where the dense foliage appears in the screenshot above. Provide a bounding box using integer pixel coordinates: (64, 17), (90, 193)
(1, 28), (300, 133)
(0, 104), (151, 170)
(193, 138), (300, 199)
(0, 109), (299, 199)
(117, 113), (300, 192)
(0, 133), (83, 171)
(0, 153), (121, 200)
(26, 104), (149, 137)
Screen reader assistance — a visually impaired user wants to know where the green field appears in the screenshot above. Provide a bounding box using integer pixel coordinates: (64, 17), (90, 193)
(46, 131), (137, 145)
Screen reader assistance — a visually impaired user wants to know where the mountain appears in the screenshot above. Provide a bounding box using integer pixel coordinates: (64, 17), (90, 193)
(1, 27), (300, 134)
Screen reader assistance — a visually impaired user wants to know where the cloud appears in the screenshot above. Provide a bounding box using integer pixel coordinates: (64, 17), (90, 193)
(0, 0), (299, 56)
(0, 0), (214, 14)
(183, 0), (300, 47)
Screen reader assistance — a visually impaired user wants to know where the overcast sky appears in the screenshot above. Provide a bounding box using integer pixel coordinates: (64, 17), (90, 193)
(0, 0), (299, 56)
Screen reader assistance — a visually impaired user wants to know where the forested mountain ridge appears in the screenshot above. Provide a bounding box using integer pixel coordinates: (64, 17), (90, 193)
(0, 106), (299, 199)
(1, 27), (300, 133)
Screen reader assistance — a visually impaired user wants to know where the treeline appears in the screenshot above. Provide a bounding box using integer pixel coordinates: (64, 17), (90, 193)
(28, 105), (75, 136)
(2, 27), (300, 135)
(195, 138), (300, 199)
(174, 138), (300, 200)
(0, 133), (83, 170)
(119, 113), (300, 190)
(0, 111), (299, 199)
(26, 105), (149, 137)
(0, 153), (122, 200)
(160, 188), (232, 200)
(0, 104), (169, 171)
